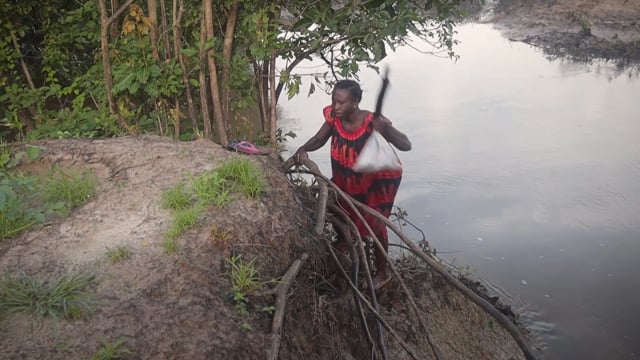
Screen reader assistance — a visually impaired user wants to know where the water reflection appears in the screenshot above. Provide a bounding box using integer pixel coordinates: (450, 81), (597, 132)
(281, 23), (640, 360)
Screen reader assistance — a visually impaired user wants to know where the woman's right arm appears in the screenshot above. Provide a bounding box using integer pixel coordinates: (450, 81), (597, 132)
(293, 122), (332, 163)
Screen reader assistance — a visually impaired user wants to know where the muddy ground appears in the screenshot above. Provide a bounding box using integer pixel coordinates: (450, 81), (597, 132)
(0, 136), (530, 359)
(486, 0), (640, 68)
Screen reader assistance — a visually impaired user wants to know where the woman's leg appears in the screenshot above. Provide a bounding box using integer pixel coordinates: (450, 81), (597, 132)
(371, 220), (391, 289)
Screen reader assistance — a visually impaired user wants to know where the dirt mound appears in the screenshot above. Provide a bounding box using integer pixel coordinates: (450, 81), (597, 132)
(0, 136), (531, 359)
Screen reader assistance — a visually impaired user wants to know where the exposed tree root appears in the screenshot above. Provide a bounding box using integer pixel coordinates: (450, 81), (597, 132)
(285, 158), (537, 360)
(267, 252), (309, 360)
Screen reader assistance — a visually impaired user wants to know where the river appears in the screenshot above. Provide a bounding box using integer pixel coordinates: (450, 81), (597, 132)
(280, 23), (640, 360)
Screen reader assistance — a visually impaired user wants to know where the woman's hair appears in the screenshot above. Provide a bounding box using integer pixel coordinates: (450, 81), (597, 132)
(333, 80), (362, 102)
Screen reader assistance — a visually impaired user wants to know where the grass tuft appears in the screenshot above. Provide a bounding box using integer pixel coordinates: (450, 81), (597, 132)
(166, 203), (204, 240)
(0, 272), (97, 320)
(106, 245), (131, 263)
(91, 337), (135, 360)
(191, 170), (230, 207)
(160, 183), (192, 210)
(216, 158), (265, 198)
(39, 166), (96, 216)
(159, 159), (265, 250)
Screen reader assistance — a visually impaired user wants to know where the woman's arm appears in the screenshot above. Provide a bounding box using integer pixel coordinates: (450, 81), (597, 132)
(372, 114), (412, 151)
(293, 122), (333, 163)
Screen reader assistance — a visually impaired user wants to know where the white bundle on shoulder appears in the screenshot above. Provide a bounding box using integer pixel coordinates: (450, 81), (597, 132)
(352, 130), (402, 173)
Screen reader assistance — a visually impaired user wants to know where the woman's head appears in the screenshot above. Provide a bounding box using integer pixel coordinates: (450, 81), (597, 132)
(331, 80), (362, 119)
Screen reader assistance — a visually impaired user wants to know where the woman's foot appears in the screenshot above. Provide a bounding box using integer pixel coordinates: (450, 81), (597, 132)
(372, 271), (391, 290)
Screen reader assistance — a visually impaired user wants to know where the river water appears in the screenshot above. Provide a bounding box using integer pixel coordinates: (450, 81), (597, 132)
(280, 23), (640, 360)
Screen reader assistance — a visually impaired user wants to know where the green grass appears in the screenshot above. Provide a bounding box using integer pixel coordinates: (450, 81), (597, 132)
(106, 245), (131, 263)
(227, 255), (261, 315)
(216, 158), (265, 198)
(92, 338), (134, 360)
(39, 166), (96, 216)
(0, 272), (97, 320)
(165, 203), (204, 240)
(191, 170), (231, 207)
(0, 174), (44, 239)
(160, 183), (192, 210)
(160, 159), (265, 251)
(162, 237), (180, 254)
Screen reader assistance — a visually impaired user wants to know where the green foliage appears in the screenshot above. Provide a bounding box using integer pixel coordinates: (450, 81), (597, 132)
(0, 272), (97, 320)
(0, 173), (44, 239)
(1, 154), (95, 239)
(1, 0), (465, 142)
(38, 166), (96, 216)
(227, 254), (261, 316)
(91, 338), (135, 360)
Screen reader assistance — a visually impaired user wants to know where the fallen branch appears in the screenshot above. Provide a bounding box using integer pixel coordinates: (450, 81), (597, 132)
(268, 252), (309, 360)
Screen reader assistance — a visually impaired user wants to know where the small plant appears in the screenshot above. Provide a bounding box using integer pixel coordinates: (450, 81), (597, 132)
(165, 203), (204, 241)
(92, 337), (135, 360)
(0, 272), (97, 320)
(162, 237), (180, 254)
(211, 226), (233, 249)
(260, 305), (275, 315)
(216, 158), (265, 198)
(0, 174), (44, 239)
(38, 166), (96, 216)
(106, 245), (131, 263)
(160, 183), (192, 210)
(191, 170), (230, 207)
(0, 143), (40, 171)
(227, 254), (261, 315)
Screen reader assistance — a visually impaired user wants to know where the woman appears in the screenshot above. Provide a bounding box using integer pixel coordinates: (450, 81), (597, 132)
(293, 79), (411, 290)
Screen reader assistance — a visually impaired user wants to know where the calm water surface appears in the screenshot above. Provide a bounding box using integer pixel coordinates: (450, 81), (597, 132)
(281, 23), (640, 360)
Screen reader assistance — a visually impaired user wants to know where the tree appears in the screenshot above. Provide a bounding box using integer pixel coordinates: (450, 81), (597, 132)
(1, 0), (467, 144)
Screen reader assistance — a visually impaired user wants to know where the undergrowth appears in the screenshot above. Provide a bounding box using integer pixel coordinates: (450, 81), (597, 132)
(38, 166), (97, 216)
(1, 145), (96, 239)
(160, 158), (266, 252)
(0, 272), (97, 320)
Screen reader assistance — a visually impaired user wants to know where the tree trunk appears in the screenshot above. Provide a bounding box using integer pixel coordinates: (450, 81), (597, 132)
(203, 0), (228, 144)
(98, 0), (136, 134)
(198, 11), (212, 138)
(221, 0), (239, 137)
(10, 31), (35, 90)
(254, 61), (268, 138)
(147, 0), (159, 60)
(159, 0), (171, 60)
(109, 0), (120, 39)
(269, 55), (277, 145)
(261, 61), (270, 136)
(173, 0), (198, 136)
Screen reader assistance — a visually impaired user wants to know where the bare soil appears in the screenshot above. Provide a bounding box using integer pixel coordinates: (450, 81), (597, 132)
(487, 0), (640, 67)
(0, 136), (530, 359)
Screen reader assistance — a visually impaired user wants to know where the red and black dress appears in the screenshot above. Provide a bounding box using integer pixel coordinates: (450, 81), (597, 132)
(323, 105), (402, 241)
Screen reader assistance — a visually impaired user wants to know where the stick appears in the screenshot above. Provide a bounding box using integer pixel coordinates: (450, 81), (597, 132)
(268, 252), (309, 360)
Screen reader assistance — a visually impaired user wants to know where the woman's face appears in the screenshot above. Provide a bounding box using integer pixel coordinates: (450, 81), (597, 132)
(331, 88), (358, 120)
